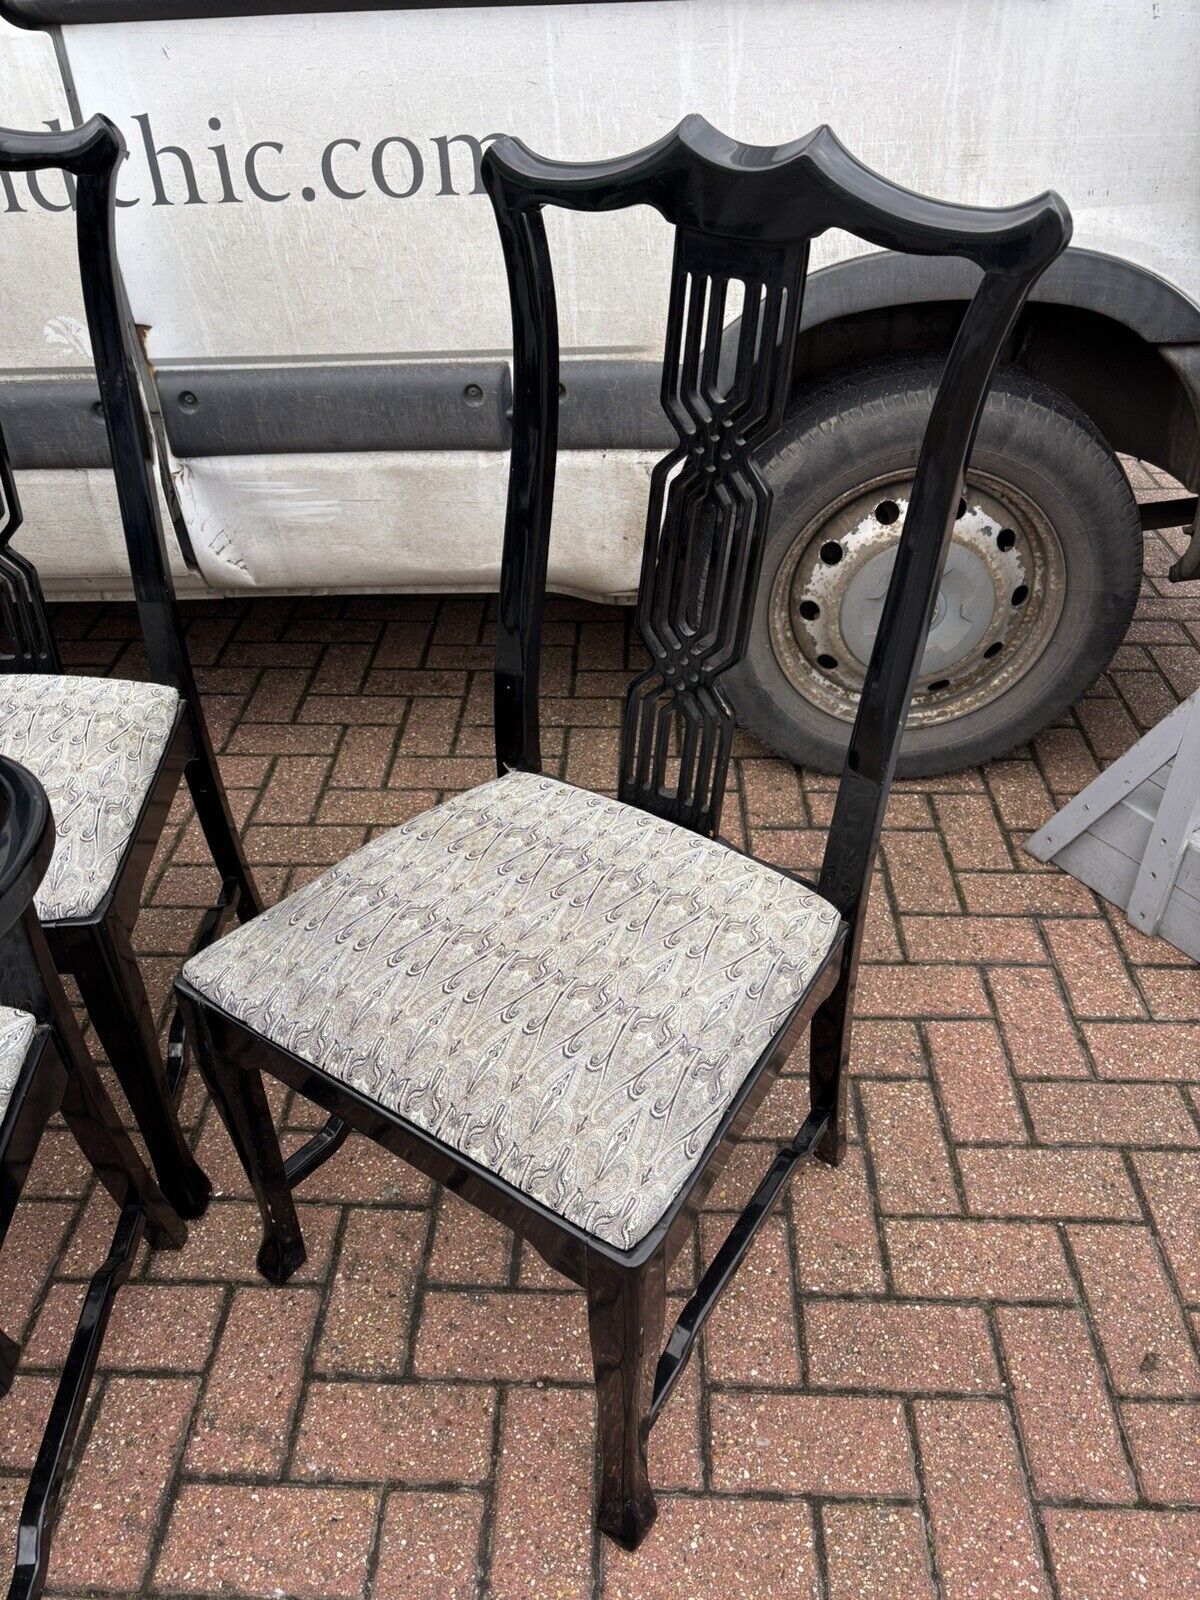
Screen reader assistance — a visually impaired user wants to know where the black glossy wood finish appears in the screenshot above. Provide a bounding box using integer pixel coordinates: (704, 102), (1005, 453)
(0, 116), (264, 1218)
(180, 116), (1069, 1554)
(484, 116), (1068, 1544)
(619, 234), (807, 831)
(586, 1251), (667, 1546)
(0, 757), (185, 1600)
(188, 998), (307, 1286)
(649, 1104), (831, 1426)
(483, 117), (1069, 839)
(0, 443), (58, 674)
(484, 114), (1069, 1194)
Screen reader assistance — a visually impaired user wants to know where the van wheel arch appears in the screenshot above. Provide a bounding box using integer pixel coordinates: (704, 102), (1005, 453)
(785, 247), (1200, 492)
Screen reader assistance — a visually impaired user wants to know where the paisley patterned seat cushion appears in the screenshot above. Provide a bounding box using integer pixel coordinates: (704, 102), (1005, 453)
(182, 771), (843, 1251)
(0, 1006), (37, 1124)
(0, 675), (180, 922)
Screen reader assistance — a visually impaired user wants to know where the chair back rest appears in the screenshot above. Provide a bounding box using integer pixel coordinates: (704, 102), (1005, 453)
(0, 755), (55, 1021)
(482, 118), (1070, 914)
(0, 116), (193, 692)
(0, 418), (58, 672)
(0, 757), (51, 940)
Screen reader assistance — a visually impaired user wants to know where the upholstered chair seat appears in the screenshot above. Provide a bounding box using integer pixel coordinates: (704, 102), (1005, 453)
(181, 771), (842, 1250)
(0, 675), (179, 922)
(0, 1005), (36, 1121)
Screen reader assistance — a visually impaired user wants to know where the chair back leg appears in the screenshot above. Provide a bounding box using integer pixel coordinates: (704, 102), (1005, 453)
(808, 963), (856, 1168)
(70, 916), (211, 1220)
(585, 1249), (667, 1550)
(13, 1014), (185, 1600)
(184, 735), (263, 923)
(8, 1199), (147, 1600)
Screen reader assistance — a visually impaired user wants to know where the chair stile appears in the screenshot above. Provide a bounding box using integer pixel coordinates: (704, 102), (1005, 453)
(0, 115), (267, 1221)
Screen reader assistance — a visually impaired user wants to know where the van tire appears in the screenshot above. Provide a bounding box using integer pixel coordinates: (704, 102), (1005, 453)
(725, 359), (1143, 776)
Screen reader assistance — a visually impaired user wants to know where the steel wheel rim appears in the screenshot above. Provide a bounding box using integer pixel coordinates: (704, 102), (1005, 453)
(767, 469), (1067, 729)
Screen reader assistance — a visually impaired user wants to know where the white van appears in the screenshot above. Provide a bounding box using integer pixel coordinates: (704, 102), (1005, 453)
(1, 0), (1198, 772)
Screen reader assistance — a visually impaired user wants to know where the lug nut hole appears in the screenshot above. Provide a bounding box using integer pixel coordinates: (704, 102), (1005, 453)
(816, 653), (839, 670)
(875, 500), (901, 525)
(927, 678), (951, 693)
(819, 541), (844, 565)
(997, 527), (1016, 551)
(798, 599), (820, 621)
(1011, 584), (1029, 605)
(983, 640), (1003, 658)
(957, 497), (967, 518)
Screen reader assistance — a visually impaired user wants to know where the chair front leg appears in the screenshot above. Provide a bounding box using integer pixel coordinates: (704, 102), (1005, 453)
(72, 915), (211, 1219)
(184, 1006), (305, 1285)
(585, 1247), (667, 1550)
(58, 1036), (185, 1253)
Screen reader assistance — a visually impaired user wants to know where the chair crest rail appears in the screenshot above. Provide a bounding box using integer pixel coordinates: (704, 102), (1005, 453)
(0, 114), (197, 697)
(482, 116), (1069, 845)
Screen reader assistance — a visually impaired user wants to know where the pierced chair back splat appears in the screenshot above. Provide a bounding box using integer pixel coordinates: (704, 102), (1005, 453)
(176, 117), (1069, 1549)
(0, 116), (266, 1221)
(0, 755), (185, 1600)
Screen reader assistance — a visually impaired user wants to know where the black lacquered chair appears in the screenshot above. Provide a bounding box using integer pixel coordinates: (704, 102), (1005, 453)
(0, 117), (263, 1220)
(177, 118), (1069, 1547)
(0, 755), (185, 1600)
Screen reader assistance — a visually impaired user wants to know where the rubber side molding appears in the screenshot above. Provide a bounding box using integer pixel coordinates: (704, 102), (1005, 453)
(0, 357), (670, 467)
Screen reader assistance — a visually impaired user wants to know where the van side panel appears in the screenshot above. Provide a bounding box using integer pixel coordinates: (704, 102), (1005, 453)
(1, 1), (1197, 594)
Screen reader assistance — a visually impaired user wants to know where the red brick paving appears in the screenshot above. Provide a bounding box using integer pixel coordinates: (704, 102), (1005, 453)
(821, 1501), (937, 1600)
(996, 1306), (1136, 1504)
(1, 502), (1199, 1596)
(915, 1399), (1052, 1600)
